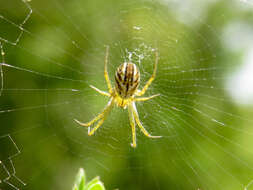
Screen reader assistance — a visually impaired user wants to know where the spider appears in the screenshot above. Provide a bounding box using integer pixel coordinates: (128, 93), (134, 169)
(74, 46), (161, 148)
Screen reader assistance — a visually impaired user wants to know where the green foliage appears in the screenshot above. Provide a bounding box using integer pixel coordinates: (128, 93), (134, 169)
(1, 0), (253, 189)
(72, 168), (106, 190)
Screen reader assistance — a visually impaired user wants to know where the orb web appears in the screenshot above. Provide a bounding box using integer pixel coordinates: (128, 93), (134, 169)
(0, 0), (253, 190)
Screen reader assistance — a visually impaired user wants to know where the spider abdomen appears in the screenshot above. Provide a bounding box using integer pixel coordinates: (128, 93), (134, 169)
(115, 62), (140, 98)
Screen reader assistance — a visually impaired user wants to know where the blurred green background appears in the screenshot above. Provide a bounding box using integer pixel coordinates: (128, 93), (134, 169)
(1, 0), (253, 189)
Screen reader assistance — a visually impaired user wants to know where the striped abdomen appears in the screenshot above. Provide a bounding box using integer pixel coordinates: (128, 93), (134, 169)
(115, 62), (140, 99)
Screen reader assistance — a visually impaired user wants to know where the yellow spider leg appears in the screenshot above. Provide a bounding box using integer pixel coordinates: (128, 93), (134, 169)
(136, 50), (158, 96)
(104, 45), (113, 94)
(134, 94), (160, 102)
(88, 117), (105, 136)
(90, 85), (110, 97)
(128, 106), (137, 148)
(74, 98), (114, 127)
(131, 102), (162, 138)
(74, 114), (102, 127)
(88, 99), (114, 135)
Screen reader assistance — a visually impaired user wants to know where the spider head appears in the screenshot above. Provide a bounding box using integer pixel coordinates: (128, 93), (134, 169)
(115, 62), (140, 99)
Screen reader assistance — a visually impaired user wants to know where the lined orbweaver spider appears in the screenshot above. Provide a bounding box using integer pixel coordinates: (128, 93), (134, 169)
(74, 46), (161, 148)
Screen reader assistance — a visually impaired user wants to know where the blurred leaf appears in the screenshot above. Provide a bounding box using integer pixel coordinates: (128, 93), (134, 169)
(72, 168), (86, 190)
(72, 168), (106, 190)
(85, 177), (105, 190)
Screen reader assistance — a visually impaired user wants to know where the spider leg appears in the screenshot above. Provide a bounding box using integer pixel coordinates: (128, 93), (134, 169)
(131, 102), (162, 138)
(88, 117), (105, 136)
(74, 117), (99, 127)
(136, 50), (158, 96)
(74, 98), (114, 127)
(134, 94), (160, 102)
(90, 85), (110, 97)
(88, 99), (114, 135)
(104, 45), (113, 94)
(128, 105), (137, 148)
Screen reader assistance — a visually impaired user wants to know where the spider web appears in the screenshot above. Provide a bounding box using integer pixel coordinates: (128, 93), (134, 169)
(1, 0), (253, 189)
(0, 134), (26, 190)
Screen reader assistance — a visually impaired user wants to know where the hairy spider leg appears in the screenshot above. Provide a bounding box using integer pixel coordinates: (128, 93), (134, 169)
(89, 85), (110, 97)
(134, 94), (160, 102)
(131, 102), (162, 139)
(74, 98), (114, 127)
(128, 105), (137, 148)
(104, 45), (113, 94)
(136, 50), (158, 96)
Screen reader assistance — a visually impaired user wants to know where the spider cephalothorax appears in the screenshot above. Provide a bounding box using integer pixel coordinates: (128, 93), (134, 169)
(74, 46), (161, 148)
